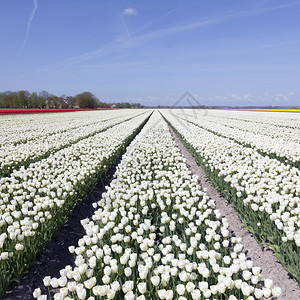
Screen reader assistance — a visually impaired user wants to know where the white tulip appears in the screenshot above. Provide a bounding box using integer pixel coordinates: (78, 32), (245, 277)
(176, 284), (185, 296)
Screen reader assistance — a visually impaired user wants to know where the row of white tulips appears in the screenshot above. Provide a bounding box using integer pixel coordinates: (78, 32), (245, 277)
(204, 110), (300, 130)
(0, 110), (137, 146)
(0, 111), (151, 296)
(34, 112), (281, 300)
(0, 110), (147, 177)
(162, 110), (300, 282)
(172, 110), (300, 166)
(200, 112), (300, 144)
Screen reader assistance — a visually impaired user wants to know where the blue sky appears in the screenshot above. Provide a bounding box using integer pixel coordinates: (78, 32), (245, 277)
(0, 0), (299, 106)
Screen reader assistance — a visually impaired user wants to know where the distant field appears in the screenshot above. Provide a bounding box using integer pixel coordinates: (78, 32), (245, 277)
(232, 108), (300, 112)
(0, 108), (115, 114)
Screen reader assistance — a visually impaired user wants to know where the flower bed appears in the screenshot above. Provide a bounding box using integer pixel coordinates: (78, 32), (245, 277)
(0, 109), (116, 115)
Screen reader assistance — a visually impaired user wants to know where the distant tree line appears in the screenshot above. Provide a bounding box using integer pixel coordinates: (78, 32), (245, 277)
(0, 90), (143, 109)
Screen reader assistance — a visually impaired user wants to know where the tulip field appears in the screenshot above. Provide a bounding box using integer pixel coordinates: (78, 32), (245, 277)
(0, 109), (299, 299)
(162, 110), (300, 283)
(0, 109), (151, 296)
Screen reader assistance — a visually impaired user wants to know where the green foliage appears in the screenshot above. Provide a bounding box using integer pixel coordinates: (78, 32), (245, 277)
(0, 90), (144, 109)
(74, 92), (99, 108)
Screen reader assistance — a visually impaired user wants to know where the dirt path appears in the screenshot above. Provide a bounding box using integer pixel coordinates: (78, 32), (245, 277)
(169, 126), (300, 300)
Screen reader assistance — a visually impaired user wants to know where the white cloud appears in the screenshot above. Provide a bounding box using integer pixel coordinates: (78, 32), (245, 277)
(123, 7), (137, 16)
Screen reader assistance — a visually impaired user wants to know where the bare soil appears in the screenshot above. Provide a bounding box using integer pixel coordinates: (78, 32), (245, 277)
(169, 126), (300, 300)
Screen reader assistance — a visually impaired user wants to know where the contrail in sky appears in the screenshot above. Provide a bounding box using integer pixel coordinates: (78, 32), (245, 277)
(21, 0), (38, 51)
(120, 15), (131, 38)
